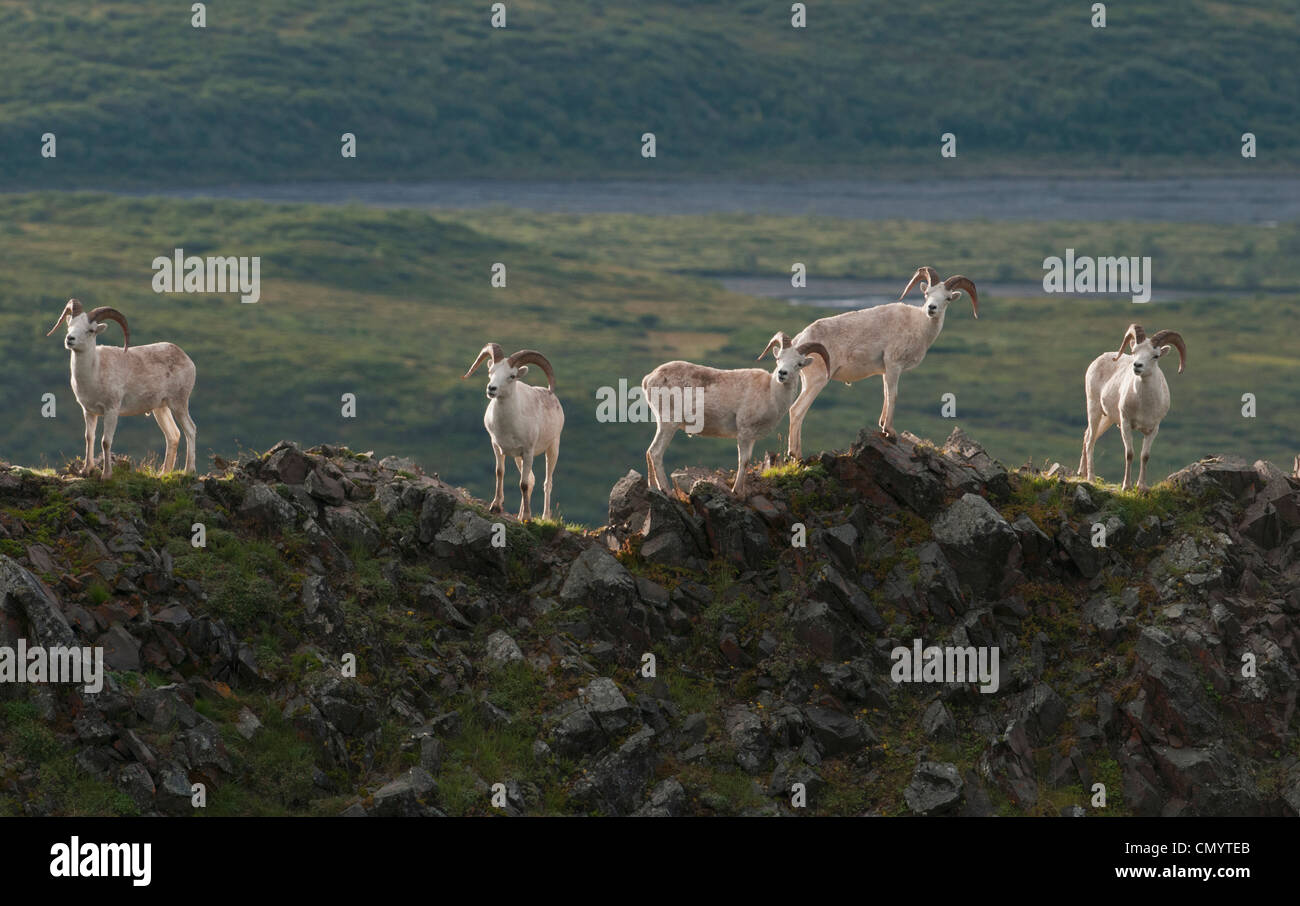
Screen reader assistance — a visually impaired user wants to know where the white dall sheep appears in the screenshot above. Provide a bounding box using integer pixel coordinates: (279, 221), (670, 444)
(786, 266), (979, 457)
(46, 299), (197, 481)
(463, 343), (564, 521)
(642, 332), (831, 496)
(1078, 323), (1186, 490)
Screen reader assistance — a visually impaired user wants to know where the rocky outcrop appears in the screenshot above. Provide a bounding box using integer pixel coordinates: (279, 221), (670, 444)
(0, 429), (1295, 817)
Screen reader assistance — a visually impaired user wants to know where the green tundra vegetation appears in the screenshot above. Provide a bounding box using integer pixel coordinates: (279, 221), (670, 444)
(0, 0), (1296, 188)
(1, 192), (1296, 526)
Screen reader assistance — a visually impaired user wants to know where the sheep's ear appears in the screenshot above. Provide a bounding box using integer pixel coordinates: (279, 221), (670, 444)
(515, 364), (529, 378)
(948, 290), (962, 301)
(92, 321), (108, 334)
(1159, 344), (1172, 358)
(799, 356), (813, 368)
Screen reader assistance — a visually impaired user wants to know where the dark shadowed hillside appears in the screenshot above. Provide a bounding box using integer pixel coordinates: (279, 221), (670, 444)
(2, 428), (1297, 816)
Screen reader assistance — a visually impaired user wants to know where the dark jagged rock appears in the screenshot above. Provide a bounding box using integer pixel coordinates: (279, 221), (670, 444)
(560, 547), (636, 611)
(369, 767), (439, 817)
(0, 555), (76, 648)
(568, 727), (657, 816)
(943, 427), (1011, 499)
(1169, 455), (1264, 500)
(262, 442), (313, 485)
(932, 493), (1018, 595)
(905, 761), (964, 815)
(0, 429), (1294, 818)
(638, 489), (708, 569)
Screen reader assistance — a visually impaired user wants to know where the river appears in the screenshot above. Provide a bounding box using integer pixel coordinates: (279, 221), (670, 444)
(120, 177), (1300, 225)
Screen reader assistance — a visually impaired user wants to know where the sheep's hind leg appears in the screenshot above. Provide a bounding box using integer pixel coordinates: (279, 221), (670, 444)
(1083, 410), (1113, 483)
(172, 399), (197, 473)
(100, 410), (119, 481)
(154, 406), (181, 474)
(732, 433), (757, 496)
(787, 360), (829, 461)
(646, 419), (676, 493)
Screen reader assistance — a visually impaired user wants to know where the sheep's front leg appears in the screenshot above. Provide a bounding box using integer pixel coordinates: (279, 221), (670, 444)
(100, 410), (119, 481)
(1118, 417), (1135, 490)
(542, 440), (559, 521)
(489, 443), (506, 514)
(82, 411), (99, 475)
(732, 433), (757, 496)
(787, 359), (829, 461)
(1137, 425), (1158, 490)
(517, 452), (536, 520)
(880, 365), (903, 439)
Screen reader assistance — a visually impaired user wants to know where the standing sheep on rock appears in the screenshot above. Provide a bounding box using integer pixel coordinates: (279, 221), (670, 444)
(463, 343), (564, 521)
(642, 331), (831, 496)
(1079, 323), (1186, 490)
(47, 299), (197, 481)
(786, 266), (979, 456)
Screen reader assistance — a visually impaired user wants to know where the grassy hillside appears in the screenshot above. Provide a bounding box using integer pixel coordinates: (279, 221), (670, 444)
(1, 0), (1297, 189)
(1, 192), (1296, 525)
(451, 209), (1300, 291)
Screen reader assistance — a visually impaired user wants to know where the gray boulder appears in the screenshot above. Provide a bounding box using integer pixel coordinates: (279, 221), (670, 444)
(904, 761), (964, 815)
(932, 493), (1018, 595)
(560, 547), (637, 610)
(239, 483), (297, 528)
(370, 767), (439, 817)
(484, 630), (524, 667)
(0, 555), (76, 648)
(580, 677), (634, 735)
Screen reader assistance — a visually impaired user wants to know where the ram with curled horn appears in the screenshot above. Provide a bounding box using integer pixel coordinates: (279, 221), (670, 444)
(463, 342), (564, 520)
(1080, 322), (1187, 490)
(46, 299), (197, 481)
(784, 265), (981, 456)
(641, 330), (832, 496)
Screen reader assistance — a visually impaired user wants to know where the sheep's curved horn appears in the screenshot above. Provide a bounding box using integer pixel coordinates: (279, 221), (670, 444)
(943, 275), (980, 319)
(1113, 324), (1146, 361)
(757, 331), (793, 361)
(45, 298), (84, 336)
(1150, 329), (1186, 373)
(898, 266), (941, 300)
(88, 307), (130, 350)
(796, 341), (832, 375)
(507, 349), (556, 391)
(463, 342), (505, 379)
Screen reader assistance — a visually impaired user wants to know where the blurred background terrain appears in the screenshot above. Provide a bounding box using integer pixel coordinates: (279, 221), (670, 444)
(1, 0), (1296, 525)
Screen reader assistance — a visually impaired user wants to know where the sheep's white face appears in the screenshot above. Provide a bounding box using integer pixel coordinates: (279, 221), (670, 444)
(772, 346), (813, 385)
(922, 284), (960, 319)
(1129, 341), (1169, 377)
(62, 314), (107, 352)
(484, 359), (528, 400)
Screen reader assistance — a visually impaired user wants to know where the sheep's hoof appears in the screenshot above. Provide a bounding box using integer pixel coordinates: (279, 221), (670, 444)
(489, 504), (503, 515)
